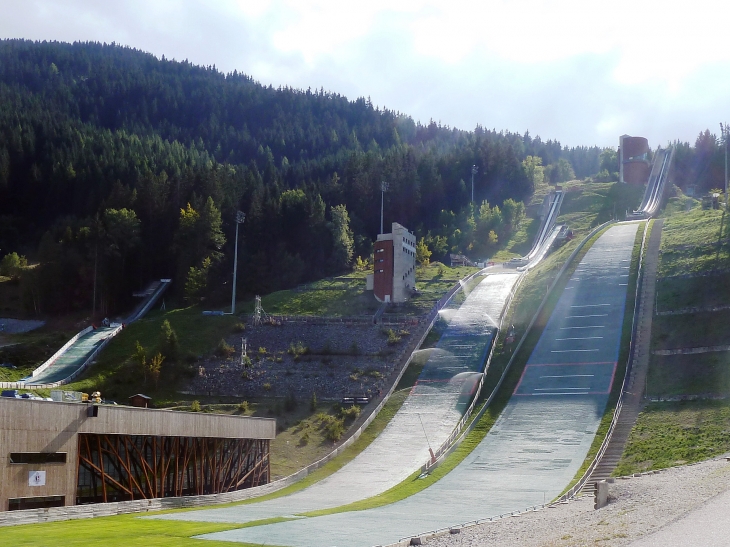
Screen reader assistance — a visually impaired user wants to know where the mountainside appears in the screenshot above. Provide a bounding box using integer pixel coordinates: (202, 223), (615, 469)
(0, 39), (606, 315)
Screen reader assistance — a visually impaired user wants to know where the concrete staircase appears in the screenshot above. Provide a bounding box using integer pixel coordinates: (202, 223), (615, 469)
(581, 219), (663, 494)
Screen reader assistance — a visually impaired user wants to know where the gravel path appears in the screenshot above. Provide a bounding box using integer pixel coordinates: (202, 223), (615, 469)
(427, 456), (730, 547)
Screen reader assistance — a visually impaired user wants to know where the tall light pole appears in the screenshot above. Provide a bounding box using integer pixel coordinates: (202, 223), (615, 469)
(722, 123), (728, 209)
(380, 181), (389, 234)
(231, 210), (245, 314)
(471, 164), (478, 204)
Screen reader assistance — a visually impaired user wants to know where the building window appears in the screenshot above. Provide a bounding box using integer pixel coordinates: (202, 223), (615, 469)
(8, 496), (65, 511)
(10, 453), (67, 464)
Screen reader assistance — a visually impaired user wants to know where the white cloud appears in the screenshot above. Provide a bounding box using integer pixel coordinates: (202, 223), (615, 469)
(3, 0), (730, 147)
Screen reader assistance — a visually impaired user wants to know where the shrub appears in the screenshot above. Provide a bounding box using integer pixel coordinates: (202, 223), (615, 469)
(340, 405), (361, 422)
(387, 329), (401, 345)
(216, 338), (235, 357)
(258, 346), (267, 356)
(159, 320), (179, 361)
(242, 355), (252, 368)
(299, 432), (310, 446)
(324, 417), (345, 442)
(263, 382), (271, 391)
(287, 341), (309, 359)
(232, 322), (246, 332)
(190, 400), (201, 412)
(238, 400), (249, 413)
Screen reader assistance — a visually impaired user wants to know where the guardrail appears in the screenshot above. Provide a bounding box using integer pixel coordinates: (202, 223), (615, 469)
(555, 218), (650, 501)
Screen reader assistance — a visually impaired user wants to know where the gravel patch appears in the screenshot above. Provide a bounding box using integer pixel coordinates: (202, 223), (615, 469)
(0, 318), (45, 334)
(187, 322), (412, 400)
(427, 456), (730, 547)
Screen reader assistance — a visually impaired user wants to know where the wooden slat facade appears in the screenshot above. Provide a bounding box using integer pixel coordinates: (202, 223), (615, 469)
(0, 398), (275, 511)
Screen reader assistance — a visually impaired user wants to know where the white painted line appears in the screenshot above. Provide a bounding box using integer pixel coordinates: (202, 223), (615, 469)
(619, 283), (628, 286)
(555, 336), (604, 341)
(570, 304), (610, 308)
(566, 314), (609, 318)
(529, 392), (591, 396)
(560, 325), (605, 329)
(534, 387), (591, 391)
(550, 349), (601, 353)
(540, 374), (595, 378)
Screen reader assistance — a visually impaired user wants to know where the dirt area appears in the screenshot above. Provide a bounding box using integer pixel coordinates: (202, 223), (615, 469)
(187, 321), (413, 401)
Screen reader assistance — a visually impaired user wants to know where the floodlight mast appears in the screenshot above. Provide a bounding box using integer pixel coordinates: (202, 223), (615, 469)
(722, 123), (728, 210)
(380, 181), (389, 234)
(471, 165), (478, 204)
(231, 211), (245, 314)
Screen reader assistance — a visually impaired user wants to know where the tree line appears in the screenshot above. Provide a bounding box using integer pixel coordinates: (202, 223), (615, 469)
(0, 39), (613, 316)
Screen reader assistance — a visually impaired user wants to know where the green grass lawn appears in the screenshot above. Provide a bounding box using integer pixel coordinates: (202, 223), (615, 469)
(647, 352), (730, 398)
(658, 203), (730, 277)
(656, 272), (730, 312)
(652, 308), (730, 350)
(234, 263), (478, 318)
(613, 399), (730, 475)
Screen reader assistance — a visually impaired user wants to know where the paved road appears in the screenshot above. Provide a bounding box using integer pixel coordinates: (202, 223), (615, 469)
(192, 223), (639, 547)
(27, 327), (117, 384)
(154, 273), (519, 524)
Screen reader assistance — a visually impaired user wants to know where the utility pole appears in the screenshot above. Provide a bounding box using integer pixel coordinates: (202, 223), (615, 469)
(380, 181), (389, 234)
(722, 123), (728, 209)
(231, 210), (245, 314)
(471, 165), (478, 204)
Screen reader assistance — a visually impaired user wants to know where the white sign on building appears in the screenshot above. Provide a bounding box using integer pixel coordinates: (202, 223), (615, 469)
(28, 470), (46, 486)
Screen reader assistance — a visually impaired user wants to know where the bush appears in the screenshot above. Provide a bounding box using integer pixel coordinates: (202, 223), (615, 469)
(263, 382), (271, 391)
(386, 329), (401, 345)
(0, 252), (27, 280)
(299, 432), (310, 446)
(324, 417), (345, 442)
(258, 346), (267, 356)
(159, 320), (179, 361)
(238, 400), (249, 413)
(216, 338), (235, 357)
(190, 400), (201, 412)
(232, 322), (246, 332)
(287, 341), (309, 359)
(340, 405), (361, 422)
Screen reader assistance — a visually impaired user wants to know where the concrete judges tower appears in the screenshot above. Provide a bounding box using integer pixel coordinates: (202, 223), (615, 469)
(370, 222), (417, 303)
(619, 135), (651, 185)
(0, 398), (275, 511)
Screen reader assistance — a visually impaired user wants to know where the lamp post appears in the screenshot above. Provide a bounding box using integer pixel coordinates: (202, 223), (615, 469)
(231, 210), (245, 314)
(471, 164), (478, 204)
(380, 181), (389, 234)
(722, 123), (728, 209)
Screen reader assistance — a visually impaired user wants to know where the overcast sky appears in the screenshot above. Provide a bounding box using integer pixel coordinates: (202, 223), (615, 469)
(2, 0), (728, 148)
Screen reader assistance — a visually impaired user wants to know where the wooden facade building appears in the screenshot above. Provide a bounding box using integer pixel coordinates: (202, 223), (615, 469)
(0, 398), (276, 511)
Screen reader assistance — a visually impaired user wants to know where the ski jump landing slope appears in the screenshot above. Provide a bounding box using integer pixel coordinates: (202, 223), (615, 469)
(190, 223), (638, 547)
(156, 271), (520, 525)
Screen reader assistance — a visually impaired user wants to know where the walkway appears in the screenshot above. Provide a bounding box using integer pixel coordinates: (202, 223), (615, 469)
(180, 224), (638, 546)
